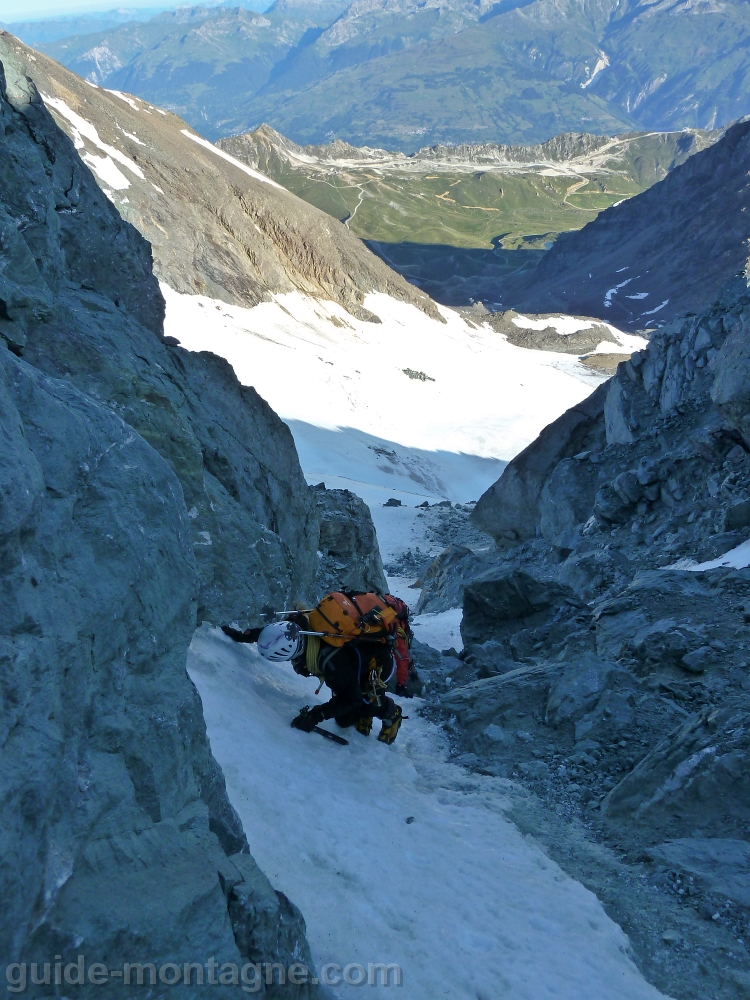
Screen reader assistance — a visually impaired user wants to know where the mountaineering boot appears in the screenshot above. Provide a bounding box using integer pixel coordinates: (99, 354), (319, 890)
(377, 704), (403, 745)
(356, 716), (373, 737)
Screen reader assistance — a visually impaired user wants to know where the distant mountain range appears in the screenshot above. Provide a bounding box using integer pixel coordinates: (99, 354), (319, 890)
(19, 0), (750, 150)
(0, 2), (267, 46)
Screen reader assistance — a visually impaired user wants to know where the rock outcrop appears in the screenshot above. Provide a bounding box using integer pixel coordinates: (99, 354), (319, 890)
(312, 485), (388, 596)
(0, 51), (320, 991)
(0, 42), (321, 626)
(427, 272), (750, 859)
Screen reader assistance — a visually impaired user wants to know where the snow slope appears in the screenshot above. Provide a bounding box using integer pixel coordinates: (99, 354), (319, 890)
(189, 626), (668, 1000)
(164, 286), (626, 504)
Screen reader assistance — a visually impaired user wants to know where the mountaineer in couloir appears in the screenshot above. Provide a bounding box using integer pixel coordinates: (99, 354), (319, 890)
(222, 591), (414, 744)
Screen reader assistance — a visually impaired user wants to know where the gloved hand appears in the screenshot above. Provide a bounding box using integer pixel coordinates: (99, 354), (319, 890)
(221, 625), (262, 643)
(291, 705), (327, 732)
(221, 625), (246, 641)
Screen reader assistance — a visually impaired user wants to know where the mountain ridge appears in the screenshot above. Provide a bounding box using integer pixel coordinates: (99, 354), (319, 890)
(26, 0), (750, 149)
(0, 31), (439, 324)
(502, 118), (750, 328)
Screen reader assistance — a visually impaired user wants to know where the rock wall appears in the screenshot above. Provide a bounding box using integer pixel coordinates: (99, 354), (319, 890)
(432, 274), (750, 856)
(502, 120), (750, 329)
(0, 47), (320, 626)
(0, 56), (320, 992)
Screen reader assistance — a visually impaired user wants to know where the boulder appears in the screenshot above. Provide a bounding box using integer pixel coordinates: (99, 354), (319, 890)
(440, 664), (559, 734)
(466, 641), (518, 679)
(560, 548), (632, 601)
(574, 687), (636, 742)
(711, 309), (750, 448)
(539, 456), (599, 549)
(471, 382), (607, 545)
(313, 486), (387, 596)
(546, 653), (615, 727)
(633, 618), (706, 670)
(415, 544), (483, 614)
(681, 645), (717, 675)
(462, 570), (584, 645)
(603, 702), (750, 839)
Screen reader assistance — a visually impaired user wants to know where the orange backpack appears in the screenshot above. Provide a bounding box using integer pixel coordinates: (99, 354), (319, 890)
(308, 592), (398, 648)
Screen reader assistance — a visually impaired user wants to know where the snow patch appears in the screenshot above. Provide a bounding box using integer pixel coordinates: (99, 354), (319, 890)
(411, 606), (464, 652)
(119, 127), (145, 146)
(510, 313), (646, 355)
(604, 279), (632, 308)
(512, 314), (594, 336)
(80, 152), (131, 190)
(581, 52), (610, 89)
(180, 130), (284, 190)
(106, 89), (140, 111)
(676, 538), (750, 573)
(42, 95), (145, 180)
(641, 299), (670, 316)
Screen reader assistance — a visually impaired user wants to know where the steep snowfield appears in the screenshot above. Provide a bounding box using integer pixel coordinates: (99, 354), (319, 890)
(163, 286), (632, 503)
(189, 626), (667, 1000)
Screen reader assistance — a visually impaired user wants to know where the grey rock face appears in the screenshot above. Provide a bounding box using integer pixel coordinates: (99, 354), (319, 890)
(462, 570), (584, 646)
(603, 701), (750, 841)
(0, 56), (320, 992)
(545, 653), (616, 728)
(1, 341), (321, 990)
(645, 839), (750, 909)
(0, 49), (320, 626)
(415, 544), (484, 614)
(471, 382), (607, 547)
(428, 275), (750, 876)
(313, 486), (388, 596)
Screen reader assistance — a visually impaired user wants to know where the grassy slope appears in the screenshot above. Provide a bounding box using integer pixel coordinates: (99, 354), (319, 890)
(223, 128), (717, 249)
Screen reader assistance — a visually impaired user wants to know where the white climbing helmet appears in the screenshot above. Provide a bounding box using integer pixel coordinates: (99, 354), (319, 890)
(257, 621), (303, 662)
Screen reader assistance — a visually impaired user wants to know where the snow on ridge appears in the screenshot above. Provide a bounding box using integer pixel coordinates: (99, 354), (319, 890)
(180, 129), (285, 190)
(42, 94), (145, 184)
(512, 313), (594, 336)
(604, 278), (632, 307)
(642, 299), (670, 316)
(511, 312), (647, 355)
(106, 89), (140, 111)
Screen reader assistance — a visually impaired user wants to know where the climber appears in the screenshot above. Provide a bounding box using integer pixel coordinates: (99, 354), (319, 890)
(221, 594), (404, 744)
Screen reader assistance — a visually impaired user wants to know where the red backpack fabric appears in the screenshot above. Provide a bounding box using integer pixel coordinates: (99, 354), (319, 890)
(384, 594), (412, 687)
